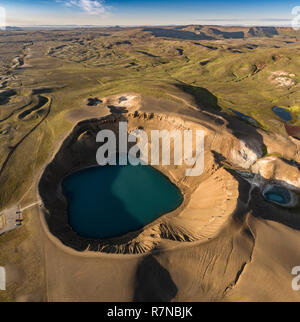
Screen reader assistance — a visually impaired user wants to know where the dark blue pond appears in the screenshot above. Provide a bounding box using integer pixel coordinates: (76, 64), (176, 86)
(272, 106), (292, 122)
(229, 108), (259, 126)
(62, 164), (183, 239)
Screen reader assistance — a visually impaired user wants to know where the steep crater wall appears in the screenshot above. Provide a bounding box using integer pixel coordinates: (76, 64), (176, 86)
(39, 111), (265, 254)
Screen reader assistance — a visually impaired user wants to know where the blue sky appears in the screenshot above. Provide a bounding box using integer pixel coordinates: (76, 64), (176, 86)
(0, 0), (298, 26)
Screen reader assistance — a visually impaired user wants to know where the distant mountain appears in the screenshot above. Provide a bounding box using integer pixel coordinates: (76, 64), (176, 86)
(2, 25), (299, 40)
(143, 25), (298, 40)
(248, 27), (279, 37)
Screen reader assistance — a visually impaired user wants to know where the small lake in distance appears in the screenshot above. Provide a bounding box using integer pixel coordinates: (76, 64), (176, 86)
(272, 106), (292, 122)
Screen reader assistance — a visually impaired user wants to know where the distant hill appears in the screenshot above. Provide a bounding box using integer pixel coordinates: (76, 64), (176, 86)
(248, 27), (279, 37)
(143, 25), (298, 40)
(2, 25), (299, 40)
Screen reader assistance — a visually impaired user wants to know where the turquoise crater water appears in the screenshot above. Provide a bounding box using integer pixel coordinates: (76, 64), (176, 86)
(263, 185), (291, 205)
(62, 164), (183, 239)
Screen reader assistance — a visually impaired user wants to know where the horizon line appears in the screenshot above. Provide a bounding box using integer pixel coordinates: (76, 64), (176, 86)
(3, 23), (293, 28)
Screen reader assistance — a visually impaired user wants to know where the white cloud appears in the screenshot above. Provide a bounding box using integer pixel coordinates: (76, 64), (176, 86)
(59, 0), (106, 15)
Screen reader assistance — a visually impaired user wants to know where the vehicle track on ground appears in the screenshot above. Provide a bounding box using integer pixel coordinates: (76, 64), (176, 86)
(0, 98), (52, 179)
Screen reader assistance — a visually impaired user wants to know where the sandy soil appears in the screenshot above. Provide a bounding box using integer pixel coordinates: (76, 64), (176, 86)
(14, 193), (299, 302)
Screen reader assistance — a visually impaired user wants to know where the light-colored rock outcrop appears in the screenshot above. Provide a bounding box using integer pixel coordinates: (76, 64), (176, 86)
(251, 156), (300, 191)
